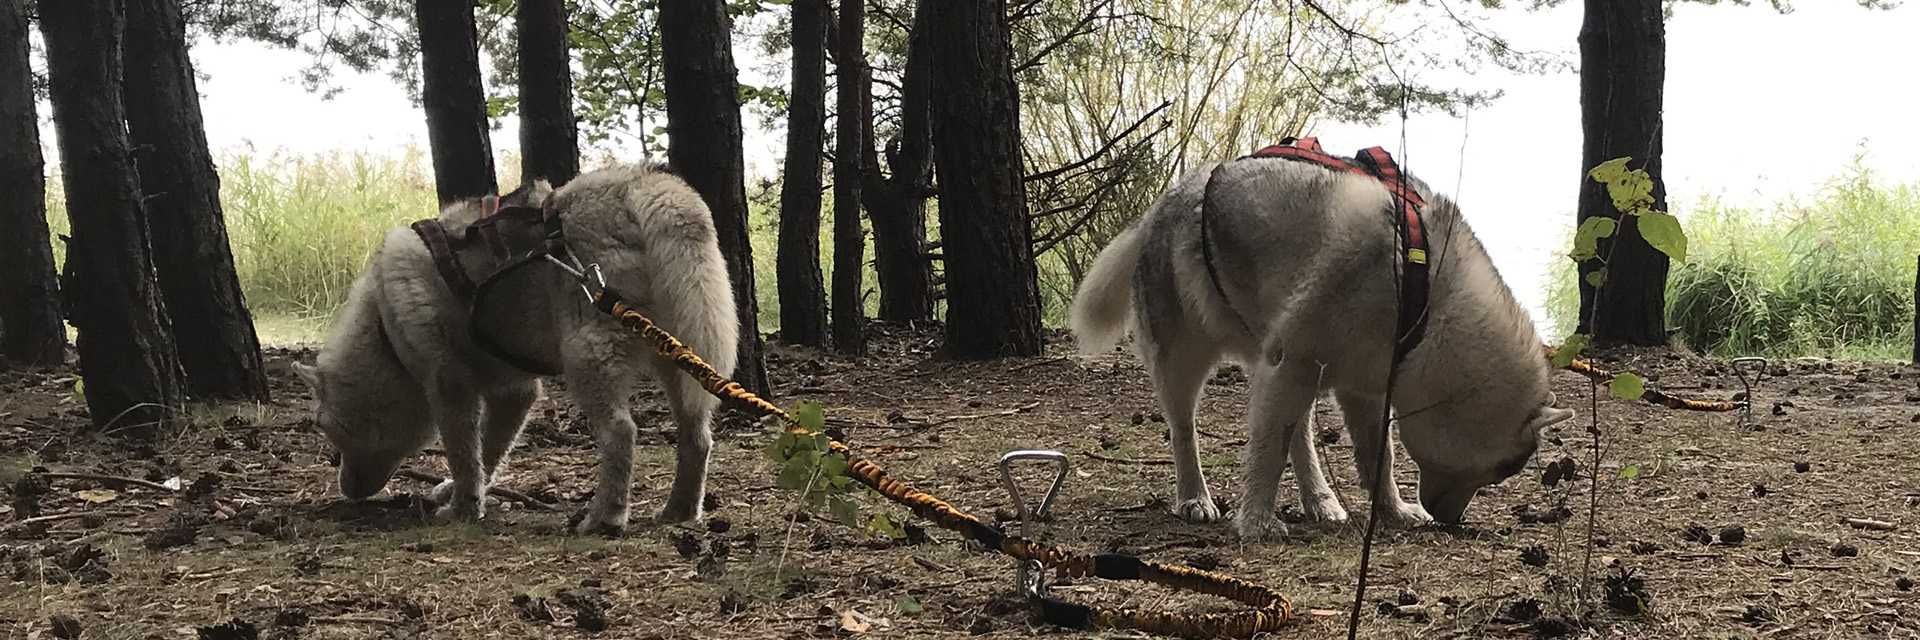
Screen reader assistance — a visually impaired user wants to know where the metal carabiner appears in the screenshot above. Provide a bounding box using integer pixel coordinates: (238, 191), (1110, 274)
(998, 450), (1070, 598)
(1731, 356), (1768, 429)
(542, 254), (605, 304)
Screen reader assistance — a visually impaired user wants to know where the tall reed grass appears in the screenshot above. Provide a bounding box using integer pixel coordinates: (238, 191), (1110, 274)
(1545, 158), (1920, 360)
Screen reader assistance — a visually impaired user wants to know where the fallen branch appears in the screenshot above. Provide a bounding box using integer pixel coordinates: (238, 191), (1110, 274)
(393, 469), (560, 511)
(39, 472), (178, 493)
(1084, 452), (1174, 466)
(1842, 517), (1897, 531)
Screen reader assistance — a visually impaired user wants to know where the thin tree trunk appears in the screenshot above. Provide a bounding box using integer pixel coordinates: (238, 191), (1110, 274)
(417, 0), (497, 204)
(516, 0), (578, 188)
(777, 0), (829, 348)
(1576, 0), (1668, 346)
(660, 0), (770, 394)
(40, 0), (185, 431)
(830, 0), (867, 355)
(924, 0), (1043, 359)
(0, 0), (67, 367)
(861, 3), (935, 324)
(123, 0), (269, 401)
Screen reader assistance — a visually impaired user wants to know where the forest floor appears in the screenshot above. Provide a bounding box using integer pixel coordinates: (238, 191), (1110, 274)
(2, 324), (1918, 639)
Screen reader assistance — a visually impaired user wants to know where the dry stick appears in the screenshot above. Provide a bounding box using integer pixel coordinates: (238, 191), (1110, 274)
(915, 402), (1042, 429)
(1005, 356), (1070, 374)
(392, 469), (560, 511)
(38, 472), (178, 493)
(1842, 517), (1897, 531)
(311, 616), (405, 625)
(1082, 451), (1175, 466)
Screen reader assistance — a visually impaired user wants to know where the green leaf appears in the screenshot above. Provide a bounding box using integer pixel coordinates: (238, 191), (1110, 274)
(1610, 372), (1647, 401)
(72, 379), (84, 401)
(1571, 217), (1617, 262)
(1638, 212), (1688, 263)
(818, 453), (849, 480)
(867, 512), (905, 540)
(896, 596), (924, 615)
(1551, 334), (1591, 369)
(1585, 268), (1609, 289)
(776, 456), (815, 490)
(1588, 157), (1656, 215)
(794, 401), (826, 432)
(1618, 464), (1641, 480)
(829, 495), (860, 527)
(764, 432), (797, 463)
(1586, 156), (1633, 184)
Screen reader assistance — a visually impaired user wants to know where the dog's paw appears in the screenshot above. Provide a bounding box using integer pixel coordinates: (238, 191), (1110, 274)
(1233, 511), (1289, 543)
(428, 479), (457, 505)
(654, 502), (703, 526)
(1171, 495), (1224, 523)
(1302, 491), (1349, 524)
(433, 497), (484, 522)
(571, 503), (630, 537)
(1380, 502), (1434, 528)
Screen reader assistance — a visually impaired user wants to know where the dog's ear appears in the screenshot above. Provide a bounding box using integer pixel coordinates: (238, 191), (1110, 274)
(292, 361), (320, 388)
(501, 180), (553, 208)
(1527, 405), (1575, 431)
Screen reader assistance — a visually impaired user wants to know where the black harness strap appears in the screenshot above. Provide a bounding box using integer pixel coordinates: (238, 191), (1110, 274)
(410, 202), (570, 376)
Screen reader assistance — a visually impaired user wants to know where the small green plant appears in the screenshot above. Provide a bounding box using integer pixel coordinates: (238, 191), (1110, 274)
(763, 401), (906, 540)
(1553, 155), (1681, 404)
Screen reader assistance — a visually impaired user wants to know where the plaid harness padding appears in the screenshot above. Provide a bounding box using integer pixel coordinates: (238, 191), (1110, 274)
(1244, 136), (1431, 363)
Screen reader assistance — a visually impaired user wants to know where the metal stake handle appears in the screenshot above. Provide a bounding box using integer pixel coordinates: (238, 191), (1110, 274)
(999, 450), (1070, 597)
(1732, 356), (1768, 429)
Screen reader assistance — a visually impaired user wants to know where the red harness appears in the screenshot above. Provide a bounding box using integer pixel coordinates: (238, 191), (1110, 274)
(1203, 136), (1433, 363)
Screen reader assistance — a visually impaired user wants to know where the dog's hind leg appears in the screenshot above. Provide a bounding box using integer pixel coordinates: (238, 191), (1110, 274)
(652, 361), (717, 525)
(1334, 390), (1432, 528)
(1233, 357), (1322, 542)
(1144, 334), (1224, 524)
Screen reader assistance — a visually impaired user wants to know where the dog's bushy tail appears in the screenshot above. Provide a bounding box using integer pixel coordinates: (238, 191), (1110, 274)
(1069, 226), (1144, 355)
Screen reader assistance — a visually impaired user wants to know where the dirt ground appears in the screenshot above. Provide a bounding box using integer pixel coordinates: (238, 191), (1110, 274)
(3, 324), (1917, 639)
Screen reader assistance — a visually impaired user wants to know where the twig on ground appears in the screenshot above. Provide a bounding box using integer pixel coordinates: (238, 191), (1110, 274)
(1083, 452), (1174, 466)
(393, 469), (560, 511)
(1842, 517), (1896, 531)
(916, 402), (1042, 429)
(1006, 357), (1070, 374)
(311, 616), (405, 625)
(38, 472), (177, 493)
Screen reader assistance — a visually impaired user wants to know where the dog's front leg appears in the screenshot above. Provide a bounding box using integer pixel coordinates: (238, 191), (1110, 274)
(431, 388), (486, 520)
(1335, 390), (1432, 528)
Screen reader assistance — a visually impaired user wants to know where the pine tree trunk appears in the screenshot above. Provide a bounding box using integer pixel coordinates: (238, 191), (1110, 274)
(123, 0), (269, 401)
(924, 0), (1043, 359)
(516, 0), (578, 188)
(862, 4), (935, 324)
(0, 0), (67, 368)
(830, 0), (867, 355)
(660, 0), (770, 393)
(776, 0), (830, 348)
(416, 0), (497, 204)
(40, 0), (185, 430)
(1576, 0), (1669, 346)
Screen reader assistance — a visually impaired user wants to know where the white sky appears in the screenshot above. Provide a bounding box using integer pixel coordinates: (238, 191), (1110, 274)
(48, 1), (1920, 329)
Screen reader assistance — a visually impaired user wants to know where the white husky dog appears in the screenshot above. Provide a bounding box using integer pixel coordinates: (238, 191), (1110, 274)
(292, 165), (738, 534)
(1070, 157), (1573, 541)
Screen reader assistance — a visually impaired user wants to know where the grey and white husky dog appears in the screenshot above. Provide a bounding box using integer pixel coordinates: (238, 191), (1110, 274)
(292, 165), (737, 534)
(1069, 157), (1573, 541)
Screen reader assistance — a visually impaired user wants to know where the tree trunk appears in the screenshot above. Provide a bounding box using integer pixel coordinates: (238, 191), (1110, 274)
(516, 0), (578, 188)
(924, 0), (1043, 359)
(861, 3), (935, 324)
(416, 0), (497, 204)
(40, 0), (185, 431)
(777, 0), (830, 348)
(660, 0), (770, 393)
(1575, 0), (1668, 346)
(830, 0), (867, 355)
(0, 0), (67, 368)
(123, 0), (269, 401)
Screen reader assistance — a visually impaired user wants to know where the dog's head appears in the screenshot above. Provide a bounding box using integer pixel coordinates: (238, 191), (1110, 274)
(292, 358), (431, 500)
(1396, 389), (1574, 524)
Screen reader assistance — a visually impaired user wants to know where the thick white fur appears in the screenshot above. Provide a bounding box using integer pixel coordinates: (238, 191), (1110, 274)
(293, 165), (737, 534)
(1069, 159), (1574, 541)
